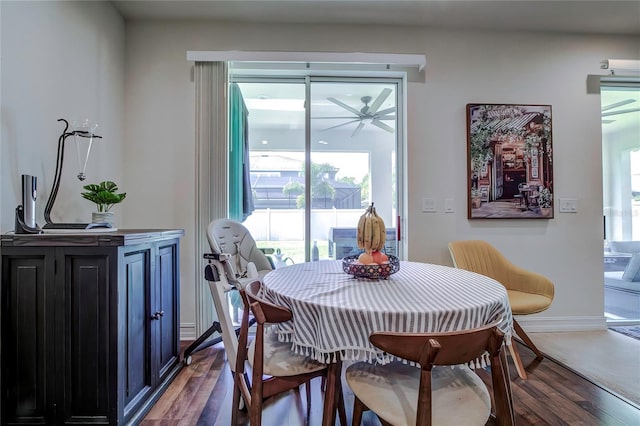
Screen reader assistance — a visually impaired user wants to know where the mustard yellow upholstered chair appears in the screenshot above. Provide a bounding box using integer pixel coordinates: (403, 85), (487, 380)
(448, 240), (554, 379)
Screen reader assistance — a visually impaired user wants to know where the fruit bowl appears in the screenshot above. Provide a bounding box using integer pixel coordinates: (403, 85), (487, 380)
(342, 255), (400, 279)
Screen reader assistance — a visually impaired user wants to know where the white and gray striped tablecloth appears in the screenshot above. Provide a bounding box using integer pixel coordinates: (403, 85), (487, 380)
(261, 260), (513, 364)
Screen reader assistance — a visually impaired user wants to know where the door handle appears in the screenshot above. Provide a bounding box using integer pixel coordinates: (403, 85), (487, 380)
(150, 310), (165, 320)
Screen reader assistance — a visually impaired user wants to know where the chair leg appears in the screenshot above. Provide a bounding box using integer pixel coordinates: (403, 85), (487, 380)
(231, 377), (241, 425)
(508, 336), (527, 380)
(338, 386), (347, 426)
(322, 361), (341, 426)
(250, 398), (262, 426)
(352, 397), (366, 426)
(305, 381), (312, 412)
(491, 349), (516, 426)
(250, 379), (263, 426)
(513, 319), (544, 360)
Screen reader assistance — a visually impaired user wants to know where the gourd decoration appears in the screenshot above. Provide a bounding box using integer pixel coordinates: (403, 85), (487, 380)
(356, 203), (388, 264)
(342, 203), (400, 279)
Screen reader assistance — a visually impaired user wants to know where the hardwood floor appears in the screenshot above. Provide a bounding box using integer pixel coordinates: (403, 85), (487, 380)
(141, 340), (640, 425)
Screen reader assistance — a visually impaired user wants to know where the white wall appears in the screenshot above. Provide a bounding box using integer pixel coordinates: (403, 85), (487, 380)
(1, 1), (125, 229)
(3, 5), (638, 336)
(123, 20), (638, 334)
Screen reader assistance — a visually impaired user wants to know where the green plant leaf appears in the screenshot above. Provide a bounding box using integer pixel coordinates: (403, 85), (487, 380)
(81, 180), (126, 212)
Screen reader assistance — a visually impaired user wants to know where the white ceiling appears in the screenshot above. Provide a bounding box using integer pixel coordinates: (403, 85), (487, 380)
(111, 0), (640, 36)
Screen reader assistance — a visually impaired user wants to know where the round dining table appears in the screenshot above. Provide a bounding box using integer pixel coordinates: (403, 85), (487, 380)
(261, 259), (514, 425)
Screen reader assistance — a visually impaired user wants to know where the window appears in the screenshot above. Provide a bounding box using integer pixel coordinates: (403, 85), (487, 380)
(229, 70), (404, 263)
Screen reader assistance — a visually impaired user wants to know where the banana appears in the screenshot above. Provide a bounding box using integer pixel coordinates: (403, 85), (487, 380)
(356, 204), (389, 253)
(363, 214), (373, 253)
(370, 214), (380, 251)
(373, 207), (386, 251)
(356, 212), (367, 249)
(366, 207), (384, 251)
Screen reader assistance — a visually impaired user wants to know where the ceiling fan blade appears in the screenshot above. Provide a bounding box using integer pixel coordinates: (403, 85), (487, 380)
(351, 122), (366, 137)
(376, 115), (396, 121)
(602, 99), (636, 112)
(368, 88), (392, 114)
(375, 107), (396, 117)
(327, 97), (363, 117)
(371, 119), (394, 133)
(320, 119), (361, 132)
(602, 107), (640, 117)
(312, 116), (362, 119)
(602, 119), (616, 124)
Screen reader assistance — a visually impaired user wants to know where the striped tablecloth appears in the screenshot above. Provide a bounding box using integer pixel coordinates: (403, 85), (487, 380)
(261, 260), (513, 364)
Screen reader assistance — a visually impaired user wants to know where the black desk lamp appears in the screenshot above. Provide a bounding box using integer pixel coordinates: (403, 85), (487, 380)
(43, 118), (105, 229)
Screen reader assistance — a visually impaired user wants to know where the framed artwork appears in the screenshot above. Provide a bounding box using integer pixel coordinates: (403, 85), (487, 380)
(466, 103), (553, 219)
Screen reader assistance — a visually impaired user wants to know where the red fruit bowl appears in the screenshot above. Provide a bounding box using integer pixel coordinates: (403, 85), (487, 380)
(342, 255), (400, 279)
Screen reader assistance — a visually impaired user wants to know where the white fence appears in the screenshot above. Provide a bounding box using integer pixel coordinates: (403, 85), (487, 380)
(243, 208), (364, 241)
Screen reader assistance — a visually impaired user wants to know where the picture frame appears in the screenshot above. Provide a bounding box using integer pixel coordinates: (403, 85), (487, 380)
(467, 103), (553, 219)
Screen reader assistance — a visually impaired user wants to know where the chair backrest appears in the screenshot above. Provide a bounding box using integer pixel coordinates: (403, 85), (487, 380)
(244, 280), (293, 325)
(242, 280), (295, 387)
(369, 320), (514, 426)
(207, 219), (273, 281)
(204, 220), (273, 375)
(370, 320), (503, 369)
(448, 240), (513, 286)
(448, 239), (555, 301)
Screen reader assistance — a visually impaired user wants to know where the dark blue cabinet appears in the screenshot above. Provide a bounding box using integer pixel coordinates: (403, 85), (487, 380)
(1, 230), (183, 425)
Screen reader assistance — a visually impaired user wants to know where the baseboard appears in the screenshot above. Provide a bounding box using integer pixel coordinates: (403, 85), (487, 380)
(180, 322), (197, 340)
(515, 315), (607, 332)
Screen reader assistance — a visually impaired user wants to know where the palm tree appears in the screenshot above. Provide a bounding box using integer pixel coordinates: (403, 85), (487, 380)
(282, 180), (304, 208)
(289, 162), (339, 208)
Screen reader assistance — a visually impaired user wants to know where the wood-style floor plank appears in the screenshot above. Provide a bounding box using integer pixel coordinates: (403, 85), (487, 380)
(140, 340), (640, 425)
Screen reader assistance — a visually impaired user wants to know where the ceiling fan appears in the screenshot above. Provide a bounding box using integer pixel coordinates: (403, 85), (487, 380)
(318, 88), (396, 137)
(601, 99), (639, 124)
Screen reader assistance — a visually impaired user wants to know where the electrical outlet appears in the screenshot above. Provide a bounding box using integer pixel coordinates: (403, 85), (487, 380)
(559, 198), (578, 213)
(422, 198), (436, 213)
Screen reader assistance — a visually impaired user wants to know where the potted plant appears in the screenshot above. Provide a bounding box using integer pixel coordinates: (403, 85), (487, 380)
(471, 188), (482, 209)
(81, 181), (126, 224)
(538, 187), (553, 217)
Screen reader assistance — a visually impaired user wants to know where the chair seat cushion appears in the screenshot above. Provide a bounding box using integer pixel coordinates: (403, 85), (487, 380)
(508, 289), (553, 314)
(345, 362), (491, 426)
(248, 332), (326, 377)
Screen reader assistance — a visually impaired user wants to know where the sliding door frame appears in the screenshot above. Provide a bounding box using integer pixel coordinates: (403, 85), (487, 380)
(231, 72), (406, 262)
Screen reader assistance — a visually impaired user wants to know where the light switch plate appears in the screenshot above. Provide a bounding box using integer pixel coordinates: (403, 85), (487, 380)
(444, 198), (455, 213)
(559, 198), (578, 213)
(422, 198), (436, 213)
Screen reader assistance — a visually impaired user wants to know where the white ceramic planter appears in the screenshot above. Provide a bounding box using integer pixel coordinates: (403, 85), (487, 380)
(92, 211), (114, 225)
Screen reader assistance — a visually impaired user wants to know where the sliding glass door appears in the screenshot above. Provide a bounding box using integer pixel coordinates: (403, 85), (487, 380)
(310, 80), (398, 261)
(230, 72), (402, 263)
(602, 80), (640, 324)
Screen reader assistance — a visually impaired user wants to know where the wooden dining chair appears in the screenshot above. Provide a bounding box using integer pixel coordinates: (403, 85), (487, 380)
(345, 320), (514, 426)
(448, 240), (555, 379)
(234, 280), (347, 426)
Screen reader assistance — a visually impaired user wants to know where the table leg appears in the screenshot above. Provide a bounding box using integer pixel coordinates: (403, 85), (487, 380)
(322, 359), (343, 426)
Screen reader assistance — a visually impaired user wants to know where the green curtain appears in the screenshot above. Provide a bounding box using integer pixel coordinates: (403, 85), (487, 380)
(229, 83), (253, 221)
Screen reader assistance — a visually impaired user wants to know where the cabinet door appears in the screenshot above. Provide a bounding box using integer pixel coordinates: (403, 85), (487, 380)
(120, 247), (153, 420)
(152, 241), (180, 383)
(1, 249), (55, 425)
(58, 248), (115, 425)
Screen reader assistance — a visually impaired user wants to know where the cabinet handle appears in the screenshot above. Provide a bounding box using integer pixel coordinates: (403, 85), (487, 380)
(150, 310), (165, 320)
